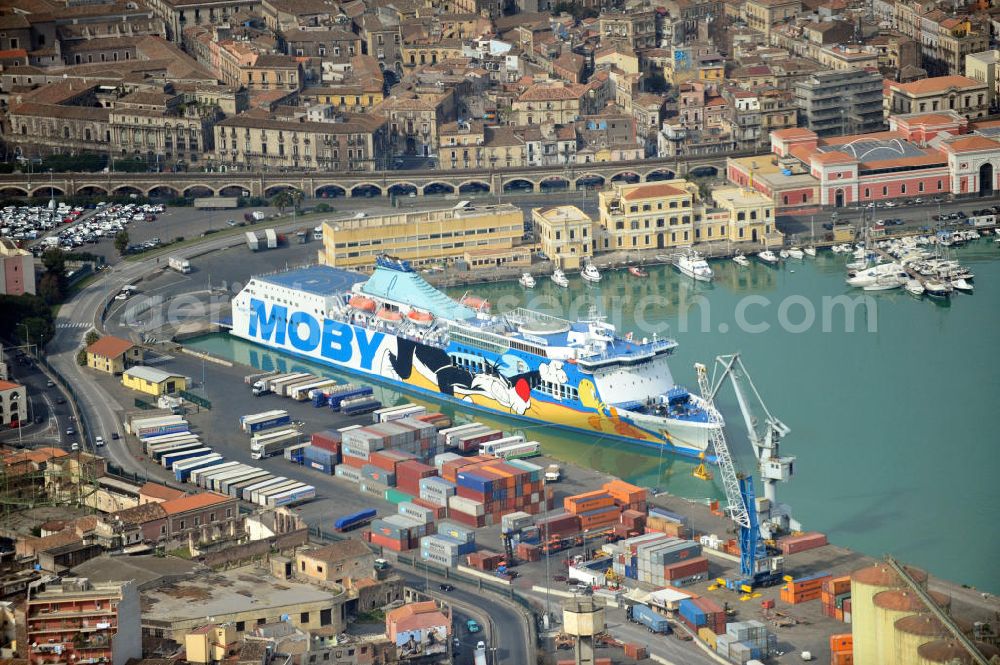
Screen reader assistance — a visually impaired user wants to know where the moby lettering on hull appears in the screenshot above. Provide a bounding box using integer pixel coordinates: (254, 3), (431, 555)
(232, 262), (721, 460)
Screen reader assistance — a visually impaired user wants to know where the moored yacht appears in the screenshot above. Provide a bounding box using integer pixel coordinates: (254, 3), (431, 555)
(552, 268), (569, 287)
(519, 272), (536, 288)
(581, 263), (602, 283)
(673, 251), (714, 281)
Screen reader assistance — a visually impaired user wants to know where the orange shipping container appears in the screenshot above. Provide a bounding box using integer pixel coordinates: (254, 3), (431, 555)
(602, 479), (647, 505)
(832, 652), (853, 665)
(564, 491), (616, 514)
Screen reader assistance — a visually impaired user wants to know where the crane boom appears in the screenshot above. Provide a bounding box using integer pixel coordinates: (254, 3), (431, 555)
(695, 362), (749, 530)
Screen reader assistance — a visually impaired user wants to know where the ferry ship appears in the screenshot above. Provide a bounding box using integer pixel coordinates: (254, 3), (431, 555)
(230, 256), (721, 459)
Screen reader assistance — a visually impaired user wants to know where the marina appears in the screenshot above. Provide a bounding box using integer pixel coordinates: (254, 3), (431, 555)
(186, 237), (1000, 594)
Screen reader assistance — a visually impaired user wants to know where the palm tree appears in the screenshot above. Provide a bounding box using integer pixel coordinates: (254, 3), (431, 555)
(270, 190), (293, 215)
(289, 188), (304, 213)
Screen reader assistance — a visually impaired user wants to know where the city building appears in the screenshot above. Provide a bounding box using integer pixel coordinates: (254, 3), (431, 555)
(144, 0), (259, 41)
(597, 181), (702, 251)
(121, 365), (188, 395)
(743, 0), (801, 36)
(213, 112), (388, 171)
(512, 82), (591, 126)
(185, 623), (239, 664)
(710, 186), (780, 245)
(793, 69), (886, 137)
(26, 577), (141, 665)
(886, 75), (990, 120)
(109, 90), (220, 168)
(159, 491), (240, 544)
(965, 50), (1000, 108)
(727, 112), (1000, 207)
(0, 238), (35, 295)
(85, 336), (141, 375)
(531, 205), (594, 269)
(141, 565), (348, 641)
(296, 540), (375, 589)
(385, 601), (451, 661)
(318, 205), (524, 270)
(0, 380), (27, 428)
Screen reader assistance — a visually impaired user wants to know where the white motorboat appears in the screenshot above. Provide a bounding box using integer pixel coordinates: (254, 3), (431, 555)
(787, 247), (804, 259)
(581, 263), (602, 283)
(804, 246), (817, 257)
(779, 249), (790, 259)
(923, 280), (952, 298)
(519, 272), (536, 288)
(673, 251), (714, 281)
(863, 273), (907, 291)
(951, 278), (974, 292)
(904, 279), (925, 296)
(846, 262), (905, 288)
(757, 250), (779, 264)
(733, 253), (750, 267)
(551, 269), (569, 287)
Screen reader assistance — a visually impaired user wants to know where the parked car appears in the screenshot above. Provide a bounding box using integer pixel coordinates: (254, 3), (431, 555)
(439, 584), (454, 592)
(70, 442), (79, 451)
(466, 620), (481, 633)
(66, 426), (75, 436)
(94, 436), (105, 447)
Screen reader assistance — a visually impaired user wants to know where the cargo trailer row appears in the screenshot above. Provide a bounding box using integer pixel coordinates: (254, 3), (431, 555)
(239, 410), (290, 433)
(372, 404), (426, 423)
(173, 454), (224, 482)
(161, 446), (213, 470)
(250, 372), (310, 396)
(129, 415), (189, 438)
(142, 432), (200, 454)
(250, 427), (302, 459)
(148, 439), (204, 462)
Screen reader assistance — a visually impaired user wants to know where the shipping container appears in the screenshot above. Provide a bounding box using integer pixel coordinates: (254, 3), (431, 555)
(256, 480), (304, 506)
(227, 472), (274, 499)
(477, 435), (526, 455)
(148, 440), (204, 462)
(372, 403), (424, 423)
(438, 423), (487, 448)
(284, 442), (310, 463)
(251, 428), (302, 460)
(161, 446), (213, 470)
(173, 454), (224, 482)
(204, 465), (258, 492)
(219, 469), (271, 496)
(267, 484), (315, 507)
(140, 431), (198, 452)
(455, 428), (503, 453)
(245, 476), (290, 503)
(189, 460), (240, 486)
(239, 410), (290, 433)
(290, 379), (336, 401)
(628, 604), (670, 634)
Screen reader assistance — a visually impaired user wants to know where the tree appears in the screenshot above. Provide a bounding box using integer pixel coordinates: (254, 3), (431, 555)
(270, 190), (294, 214)
(41, 248), (66, 278)
(645, 72), (668, 94)
(85, 330), (101, 347)
(290, 188), (304, 212)
(38, 272), (64, 304)
(0, 295), (55, 345)
(114, 229), (130, 256)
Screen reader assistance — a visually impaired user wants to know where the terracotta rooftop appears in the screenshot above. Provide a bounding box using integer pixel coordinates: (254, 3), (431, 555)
(0, 380), (23, 391)
(772, 127), (817, 139)
(621, 183), (687, 200)
(140, 482), (187, 502)
(890, 75), (984, 95)
(301, 540), (372, 563)
(943, 135), (999, 153)
(86, 336), (135, 359)
(114, 502), (167, 525)
(812, 151), (856, 165)
(159, 491), (232, 516)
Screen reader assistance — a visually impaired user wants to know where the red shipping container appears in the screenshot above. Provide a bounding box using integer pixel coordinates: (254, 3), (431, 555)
(663, 556), (709, 580)
(367, 451), (398, 473)
(778, 531), (828, 554)
(341, 454), (366, 469)
(311, 431), (341, 454)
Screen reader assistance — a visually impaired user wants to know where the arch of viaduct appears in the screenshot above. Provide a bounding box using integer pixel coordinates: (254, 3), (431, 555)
(0, 155), (735, 199)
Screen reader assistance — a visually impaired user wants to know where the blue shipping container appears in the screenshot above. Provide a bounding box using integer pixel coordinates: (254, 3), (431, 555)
(679, 599), (707, 626)
(630, 604), (670, 634)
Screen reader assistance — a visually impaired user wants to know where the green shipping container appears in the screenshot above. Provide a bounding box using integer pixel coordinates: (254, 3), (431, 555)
(385, 488), (414, 505)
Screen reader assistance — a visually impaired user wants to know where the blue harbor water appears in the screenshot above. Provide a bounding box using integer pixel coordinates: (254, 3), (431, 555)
(187, 240), (1000, 593)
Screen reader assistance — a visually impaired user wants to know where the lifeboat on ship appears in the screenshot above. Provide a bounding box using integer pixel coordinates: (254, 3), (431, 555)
(460, 294), (490, 311)
(349, 295), (377, 312)
(376, 307), (403, 322)
(407, 309), (434, 326)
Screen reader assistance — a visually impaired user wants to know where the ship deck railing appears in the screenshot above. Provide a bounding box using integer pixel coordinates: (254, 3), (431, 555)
(504, 307), (572, 328)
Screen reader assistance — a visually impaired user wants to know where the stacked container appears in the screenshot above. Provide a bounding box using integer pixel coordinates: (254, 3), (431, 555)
(303, 445), (338, 474)
(451, 458), (548, 526)
(777, 531), (828, 554)
(602, 479), (647, 512)
(646, 507), (692, 539)
(369, 514), (430, 551)
(419, 533), (476, 566)
(398, 501), (435, 524)
(467, 551), (505, 571)
(501, 511), (534, 534)
(418, 476), (456, 507)
(678, 597), (726, 634)
(335, 465), (363, 483)
(397, 460), (438, 495)
(634, 537), (705, 586)
(723, 620), (771, 662)
(822, 575), (853, 621)
(830, 634), (853, 665)
(411, 496), (448, 520)
(563, 491), (620, 530)
(780, 572), (831, 604)
(384, 488), (413, 505)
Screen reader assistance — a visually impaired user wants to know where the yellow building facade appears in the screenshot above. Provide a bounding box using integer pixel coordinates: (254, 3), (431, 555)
(319, 204), (524, 270)
(598, 181), (702, 251)
(122, 366), (188, 396)
(531, 205), (594, 269)
(710, 186), (781, 244)
(185, 624), (238, 664)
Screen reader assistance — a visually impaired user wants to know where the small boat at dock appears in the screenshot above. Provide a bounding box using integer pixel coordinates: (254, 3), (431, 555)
(804, 246), (817, 257)
(787, 247), (805, 260)
(779, 249), (790, 259)
(757, 250), (779, 265)
(924, 280), (953, 298)
(628, 265), (648, 278)
(951, 278), (974, 292)
(904, 279), (925, 296)
(551, 268), (569, 288)
(733, 253), (750, 267)
(581, 263), (602, 283)
(519, 273), (536, 288)
(673, 251), (714, 281)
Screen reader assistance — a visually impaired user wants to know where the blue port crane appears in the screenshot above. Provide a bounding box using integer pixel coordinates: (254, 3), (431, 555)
(695, 355), (790, 589)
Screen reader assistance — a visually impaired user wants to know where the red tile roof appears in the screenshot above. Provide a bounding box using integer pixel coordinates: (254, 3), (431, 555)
(943, 136), (999, 153)
(890, 75), (984, 95)
(812, 151), (856, 165)
(160, 491), (232, 515)
(622, 183), (687, 200)
(140, 482), (187, 502)
(772, 127), (817, 140)
(86, 336), (135, 358)
(0, 380), (23, 391)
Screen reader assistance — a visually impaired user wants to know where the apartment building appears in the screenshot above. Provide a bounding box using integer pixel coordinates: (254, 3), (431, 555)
(214, 113), (388, 171)
(794, 69), (886, 136)
(26, 578), (141, 665)
(532, 205), (594, 269)
(145, 0), (259, 41)
(885, 75), (989, 120)
(597, 181), (702, 251)
(965, 50), (1000, 108)
(318, 205), (524, 270)
(0, 238), (35, 296)
(0, 380), (27, 428)
(744, 0), (801, 36)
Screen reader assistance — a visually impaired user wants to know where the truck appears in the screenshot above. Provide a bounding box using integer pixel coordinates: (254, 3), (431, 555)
(372, 403), (426, 423)
(219, 469), (270, 496)
(341, 396), (381, 416)
(130, 415), (188, 438)
(326, 384), (373, 410)
(266, 484), (315, 507)
(251, 428), (302, 459)
(264, 228), (278, 249)
(246, 476), (290, 503)
(168, 256), (191, 274)
(161, 446), (213, 470)
(545, 464), (562, 482)
(246, 231), (261, 251)
(290, 379), (336, 401)
(256, 481), (303, 506)
(249, 372), (307, 397)
(487, 440), (540, 460)
(189, 460), (240, 486)
(239, 410), (291, 434)
(252, 210), (266, 221)
(173, 454), (224, 482)
(627, 603), (671, 634)
(312, 225), (324, 241)
(335, 508), (377, 532)
(477, 435), (526, 456)
(267, 373), (313, 397)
